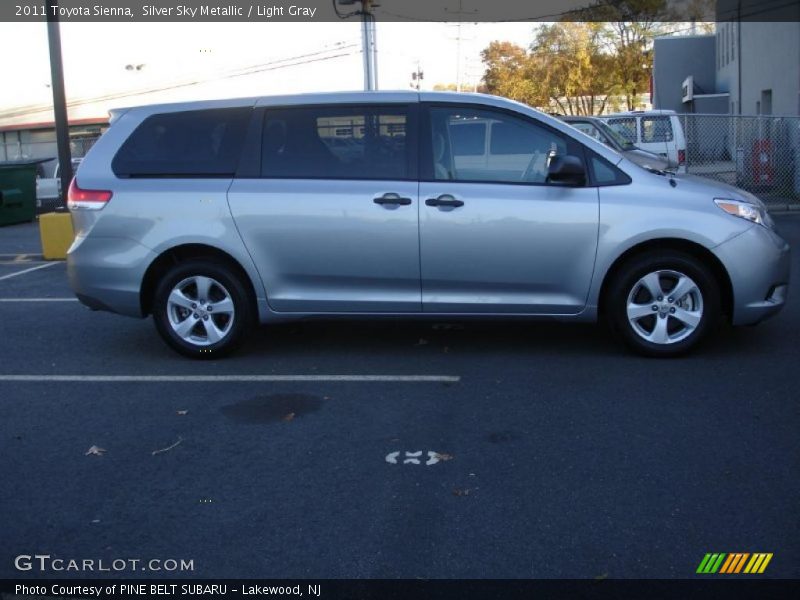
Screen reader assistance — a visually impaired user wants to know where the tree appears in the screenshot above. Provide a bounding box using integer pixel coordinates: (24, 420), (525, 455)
(578, 0), (672, 110)
(480, 41), (547, 107)
(529, 22), (617, 115)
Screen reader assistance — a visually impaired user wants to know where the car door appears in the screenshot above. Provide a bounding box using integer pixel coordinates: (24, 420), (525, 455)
(419, 103), (599, 314)
(227, 103), (421, 313)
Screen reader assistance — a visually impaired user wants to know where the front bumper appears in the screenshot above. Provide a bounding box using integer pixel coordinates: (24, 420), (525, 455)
(67, 234), (156, 318)
(713, 224), (791, 325)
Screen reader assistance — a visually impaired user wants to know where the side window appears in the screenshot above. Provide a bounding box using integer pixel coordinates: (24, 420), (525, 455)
(261, 105), (412, 180)
(112, 108), (251, 178)
(641, 117), (673, 143)
(449, 122), (485, 156)
(429, 107), (570, 184)
(607, 118), (636, 144)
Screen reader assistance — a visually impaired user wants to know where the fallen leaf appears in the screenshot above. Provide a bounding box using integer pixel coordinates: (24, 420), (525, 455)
(434, 452), (454, 462)
(282, 412), (296, 422)
(85, 445), (106, 456)
(176, 410), (189, 416)
(151, 437), (183, 456)
(452, 488), (471, 497)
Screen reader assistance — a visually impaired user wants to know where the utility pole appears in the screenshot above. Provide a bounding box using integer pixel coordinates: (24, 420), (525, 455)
(335, 0), (379, 91)
(46, 0), (72, 206)
(445, 0), (477, 93)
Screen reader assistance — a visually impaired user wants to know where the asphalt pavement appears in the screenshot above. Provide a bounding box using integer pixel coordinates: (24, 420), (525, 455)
(0, 217), (798, 579)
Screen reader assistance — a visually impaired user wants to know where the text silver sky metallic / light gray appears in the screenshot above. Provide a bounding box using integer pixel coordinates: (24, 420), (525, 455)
(66, 91), (790, 358)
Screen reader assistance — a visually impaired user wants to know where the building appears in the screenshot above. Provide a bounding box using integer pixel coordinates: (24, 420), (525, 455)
(652, 3), (800, 116)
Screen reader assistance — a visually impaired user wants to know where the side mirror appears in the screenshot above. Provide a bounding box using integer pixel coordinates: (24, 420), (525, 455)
(547, 155), (586, 186)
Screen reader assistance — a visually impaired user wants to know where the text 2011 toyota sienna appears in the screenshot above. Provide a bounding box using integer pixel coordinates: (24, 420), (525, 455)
(67, 92), (790, 358)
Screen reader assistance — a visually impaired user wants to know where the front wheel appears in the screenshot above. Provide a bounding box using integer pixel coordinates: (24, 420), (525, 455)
(607, 251), (721, 357)
(152, 260), (252, 358)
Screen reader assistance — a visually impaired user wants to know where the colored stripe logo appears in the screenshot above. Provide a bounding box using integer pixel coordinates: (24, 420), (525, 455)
(697, 553), (773, 574)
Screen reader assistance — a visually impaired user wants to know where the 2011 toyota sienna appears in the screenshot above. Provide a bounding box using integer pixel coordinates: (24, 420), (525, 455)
(66, 91), (790, 358)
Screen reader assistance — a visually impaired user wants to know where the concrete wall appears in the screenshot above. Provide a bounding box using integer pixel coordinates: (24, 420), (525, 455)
(653, 35), (717, 113)
(714, 7), (800, 117)
(737, 22), (800, 115)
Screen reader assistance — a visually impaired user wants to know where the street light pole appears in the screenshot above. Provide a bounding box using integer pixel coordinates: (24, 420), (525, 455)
(361, 0), (378, 90)
(46, 0), (72, 206)
(335, 0), (379, 91)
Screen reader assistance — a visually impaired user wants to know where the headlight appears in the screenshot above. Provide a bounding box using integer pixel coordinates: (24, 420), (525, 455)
(714, 198), (772, 228)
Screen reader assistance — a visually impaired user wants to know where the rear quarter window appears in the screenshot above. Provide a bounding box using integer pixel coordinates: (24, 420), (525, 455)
(112, 107), (251, 178)
(641, 117), (674, 143)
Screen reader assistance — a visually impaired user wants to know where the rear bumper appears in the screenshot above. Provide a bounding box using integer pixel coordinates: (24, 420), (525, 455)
(713, 224), (791, 325)
(67, 234), (155, 318)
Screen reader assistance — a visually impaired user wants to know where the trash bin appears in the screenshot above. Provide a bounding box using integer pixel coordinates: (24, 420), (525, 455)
(0, 160), (46, 226)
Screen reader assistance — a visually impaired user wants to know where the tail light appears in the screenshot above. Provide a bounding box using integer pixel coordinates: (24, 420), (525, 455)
(678, 149), (686, 165)
(67, 178), (112, 210)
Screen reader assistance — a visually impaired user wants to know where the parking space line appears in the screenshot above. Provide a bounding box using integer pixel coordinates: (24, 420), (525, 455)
(0, 298), (78, 302)
(0, 262), (58, 281)
(0, 374), (460, 383)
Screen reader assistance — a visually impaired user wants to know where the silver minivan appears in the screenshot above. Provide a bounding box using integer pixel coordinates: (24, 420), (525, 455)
(67, 92), (790, 358)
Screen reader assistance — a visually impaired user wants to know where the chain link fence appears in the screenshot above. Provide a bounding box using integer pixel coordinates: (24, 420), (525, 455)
(679, 114), (800, 206)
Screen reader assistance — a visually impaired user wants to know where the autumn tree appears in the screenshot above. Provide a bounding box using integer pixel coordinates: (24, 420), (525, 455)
(480, 41), (548, 107)
(578, 0), (673, 109)
(529, 22), (617, 115)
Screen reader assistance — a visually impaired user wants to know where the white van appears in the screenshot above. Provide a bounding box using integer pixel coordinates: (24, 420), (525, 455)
(602, 110), (686, 171)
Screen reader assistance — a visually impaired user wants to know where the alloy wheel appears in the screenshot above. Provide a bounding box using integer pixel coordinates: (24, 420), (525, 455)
(166, 275), (235, 346)
(625, 269), (704, 345)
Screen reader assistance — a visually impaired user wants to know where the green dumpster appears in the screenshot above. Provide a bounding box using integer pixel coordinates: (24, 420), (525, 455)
(0, 160), (43, 226)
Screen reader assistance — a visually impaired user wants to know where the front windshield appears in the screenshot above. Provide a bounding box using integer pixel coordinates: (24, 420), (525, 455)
(596, 119), (636, 150)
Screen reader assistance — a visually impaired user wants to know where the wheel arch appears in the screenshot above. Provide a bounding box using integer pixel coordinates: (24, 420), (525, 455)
(140, 244), (259, 318)
(598, 238), (733, 321)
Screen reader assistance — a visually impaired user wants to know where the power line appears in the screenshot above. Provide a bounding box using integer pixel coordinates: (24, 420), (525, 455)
(0, 44), (360, 120)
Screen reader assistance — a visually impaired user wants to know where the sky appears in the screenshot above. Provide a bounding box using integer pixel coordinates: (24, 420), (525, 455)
(0, 21), (541, 111)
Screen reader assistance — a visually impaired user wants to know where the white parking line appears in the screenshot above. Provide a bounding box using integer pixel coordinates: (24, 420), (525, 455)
(0, 374), (460, 383)
(0, 298), (78, 302)
(0, 262), (58, 281)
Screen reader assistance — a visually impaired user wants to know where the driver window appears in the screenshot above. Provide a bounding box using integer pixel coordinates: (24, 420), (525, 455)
(430, 107), (567, 184)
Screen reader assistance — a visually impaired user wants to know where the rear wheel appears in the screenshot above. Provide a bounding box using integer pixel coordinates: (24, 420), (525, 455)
(152, 260), (252, 358)
(607, 251), (720, 357)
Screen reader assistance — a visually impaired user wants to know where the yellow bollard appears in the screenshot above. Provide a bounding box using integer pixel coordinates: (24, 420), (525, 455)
(39, 212), (75, 260)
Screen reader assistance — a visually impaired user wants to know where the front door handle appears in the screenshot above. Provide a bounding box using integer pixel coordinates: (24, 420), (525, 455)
(425, 195), (464, 208)
(374, 193), (412, 206)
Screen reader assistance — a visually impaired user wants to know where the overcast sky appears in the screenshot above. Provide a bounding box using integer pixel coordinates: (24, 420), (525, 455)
(0, 22), (540, 110)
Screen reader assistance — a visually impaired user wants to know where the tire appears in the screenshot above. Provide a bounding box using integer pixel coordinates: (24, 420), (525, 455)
(606, 250), (721, 357)
(152, 259), (253, 359)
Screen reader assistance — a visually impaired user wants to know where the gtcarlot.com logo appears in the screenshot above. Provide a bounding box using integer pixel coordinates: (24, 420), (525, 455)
(696, 553), (773, 574)
(14, 554), (194, 573)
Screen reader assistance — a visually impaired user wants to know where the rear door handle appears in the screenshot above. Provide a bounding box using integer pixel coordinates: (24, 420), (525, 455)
(374, 193), (412, 206)
(425, 195), (464, 208)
